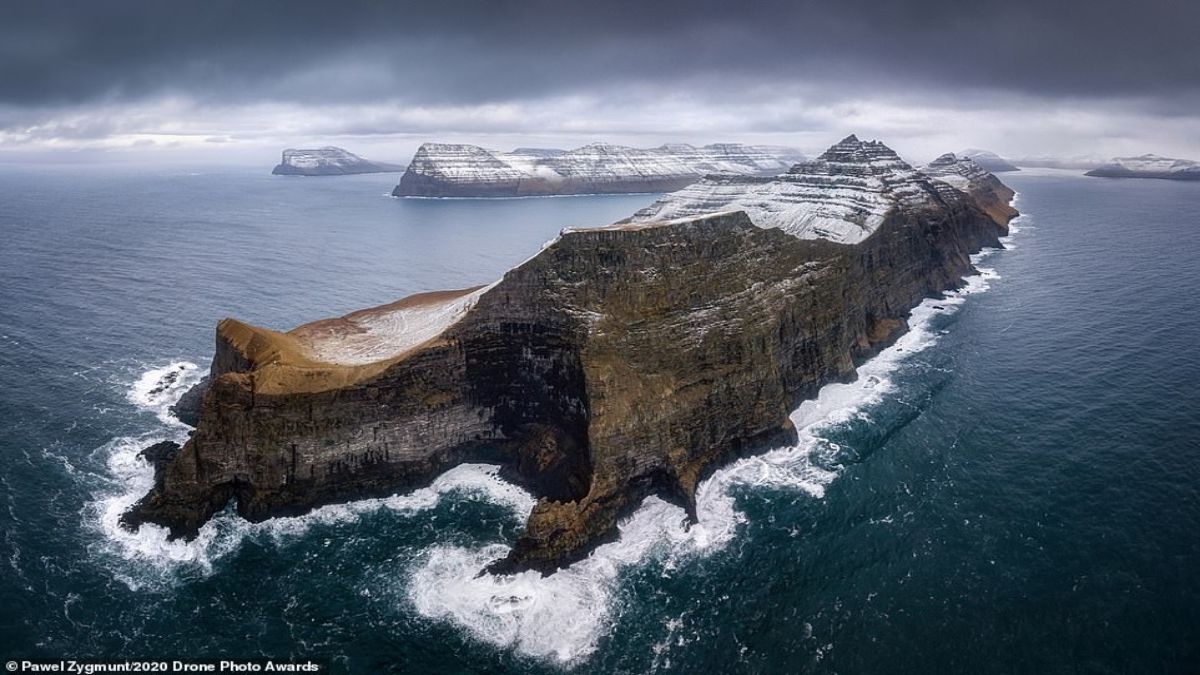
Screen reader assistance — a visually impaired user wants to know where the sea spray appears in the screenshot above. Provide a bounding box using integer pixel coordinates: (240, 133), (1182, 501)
(94, 211), (1023, 657)
(125, 361), (203, 426)
(91, 364), (536, 587)
(404, 216), (1023, 664)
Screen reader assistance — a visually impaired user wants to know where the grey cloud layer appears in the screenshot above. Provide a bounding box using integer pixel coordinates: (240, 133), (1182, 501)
(3, 0), (1198, 108)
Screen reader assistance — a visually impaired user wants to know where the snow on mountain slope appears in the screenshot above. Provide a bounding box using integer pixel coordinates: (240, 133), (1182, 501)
(1085, 154), (1200, 180)
(920, 152), (992, 190)
(629, 135), (959, 245)
(271, 147), (403, 176)
(958, 149), (1020, 173)
(393, 142), (805, 197)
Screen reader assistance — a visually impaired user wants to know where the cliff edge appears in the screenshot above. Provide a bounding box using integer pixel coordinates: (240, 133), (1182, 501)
(127, 135), (1016, 573)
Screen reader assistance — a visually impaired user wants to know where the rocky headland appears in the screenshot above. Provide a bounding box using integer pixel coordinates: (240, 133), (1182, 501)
(1085, 154), (1200, 180)
(126, 135), (1016, 573)
(272, 147), (404, 176)
(392, 142), (805, 197)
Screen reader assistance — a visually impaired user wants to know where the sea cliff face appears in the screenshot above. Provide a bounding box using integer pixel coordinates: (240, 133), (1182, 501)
(392, 142), (804, 197)
(920, 153), (1019, 225)
(272, 147), (403, 176)
(127, 135), (1015, 573)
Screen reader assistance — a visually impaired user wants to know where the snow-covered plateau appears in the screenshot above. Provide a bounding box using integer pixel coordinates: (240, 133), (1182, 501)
(393, 142), (806, 197)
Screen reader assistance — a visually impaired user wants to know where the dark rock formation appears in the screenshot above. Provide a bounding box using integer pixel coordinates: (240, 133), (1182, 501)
(271, 147), (404, 176)
(170, 376), (208, 427)
(138, 440), (181, 485)
(126, 135), (1015, 573)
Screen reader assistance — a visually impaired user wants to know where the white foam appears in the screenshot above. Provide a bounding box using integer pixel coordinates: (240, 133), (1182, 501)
(406, 222), (1024, 664)
(126, 361), (203, 425)
(93, 365), (536, 587)
(90, 435), (532, 588)
(99, 213), (1023, 658)
(407, 496), (690, 663)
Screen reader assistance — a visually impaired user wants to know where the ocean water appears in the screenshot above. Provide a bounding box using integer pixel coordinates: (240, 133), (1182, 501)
(1, 165), (1198, 673)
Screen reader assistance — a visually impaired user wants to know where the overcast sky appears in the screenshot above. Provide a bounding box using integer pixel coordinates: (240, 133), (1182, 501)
(2, 0), (1197, 165)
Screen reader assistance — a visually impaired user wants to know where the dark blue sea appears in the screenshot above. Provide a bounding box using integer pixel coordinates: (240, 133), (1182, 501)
(1, 165), (1198, 673)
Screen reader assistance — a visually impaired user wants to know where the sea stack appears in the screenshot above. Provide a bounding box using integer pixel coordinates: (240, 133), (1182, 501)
(128, 135), (1016, 574)
(272, 147), (404, 176)
(392, 142), (805, 197)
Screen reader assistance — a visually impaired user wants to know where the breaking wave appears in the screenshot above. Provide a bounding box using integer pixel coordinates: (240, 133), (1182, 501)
(406, 208), (1027, 664)
(125, 361), (203, 425)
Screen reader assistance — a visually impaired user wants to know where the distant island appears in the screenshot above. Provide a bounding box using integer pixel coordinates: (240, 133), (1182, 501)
(124, 135), (1016, 574)
(1085, 154), (1200, 180)
(392, 142), (807, 197)
(959, 149), (1020, 172)
(272, 147), (404, 176)
(1009, 155), (1105, 170)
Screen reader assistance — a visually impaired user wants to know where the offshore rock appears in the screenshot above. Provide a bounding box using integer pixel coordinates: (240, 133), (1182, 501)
(127, 135), (1016, 573)
(271, 147), (404, 176)
(393, 142), (805, 197)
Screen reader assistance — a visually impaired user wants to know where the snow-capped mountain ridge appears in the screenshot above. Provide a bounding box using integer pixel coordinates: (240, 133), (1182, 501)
(921, 152), (991, 190)
(629, 135), (960, 244)
(1086, 154), (1200, 180)
(393, 142), (806, 197)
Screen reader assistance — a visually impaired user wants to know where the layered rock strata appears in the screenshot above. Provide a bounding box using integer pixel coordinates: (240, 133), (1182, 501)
(393, 142), (805, 197)
(128, 135), (1015, 573)
(920, 153), (1019, 225)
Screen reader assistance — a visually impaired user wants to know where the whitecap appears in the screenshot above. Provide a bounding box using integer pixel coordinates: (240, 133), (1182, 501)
(405, 226), (1023, 663)
(96, 218), (1022, 659)
(125, 361), (203, 425)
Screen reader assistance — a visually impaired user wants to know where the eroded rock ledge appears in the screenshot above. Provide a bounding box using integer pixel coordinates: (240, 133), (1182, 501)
(125, 136), (1016, 573)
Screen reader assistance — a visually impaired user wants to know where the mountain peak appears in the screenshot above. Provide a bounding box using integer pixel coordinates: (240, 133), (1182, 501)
(809, 134), (907, 170)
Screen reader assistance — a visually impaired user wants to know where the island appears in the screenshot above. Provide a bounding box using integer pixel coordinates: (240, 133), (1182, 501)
(1085, 154), (1200, 180)
(392, 142), (806, 197)
(124, 135), (1016, 574)
(959, 149), (1020, 172)
(271, 147), (404, 176)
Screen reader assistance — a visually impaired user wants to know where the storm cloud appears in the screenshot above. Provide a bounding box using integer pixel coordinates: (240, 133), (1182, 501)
(2, 0), (1197, 161)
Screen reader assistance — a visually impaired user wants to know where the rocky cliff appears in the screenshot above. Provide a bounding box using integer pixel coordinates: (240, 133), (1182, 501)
(1085, 154), (1200, 180)
(920, 153), (1019, 225)
(128, 135), (1015, 573)
(272, 147), (404, 176)
(392, 142), (805, 197)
